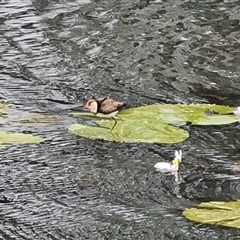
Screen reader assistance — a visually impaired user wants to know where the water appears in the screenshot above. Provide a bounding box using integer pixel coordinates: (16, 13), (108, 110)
(0, 0), (240, 239)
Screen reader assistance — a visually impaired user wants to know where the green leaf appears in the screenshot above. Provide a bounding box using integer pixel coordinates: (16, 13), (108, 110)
(183, 200), (240, 228)
(71, 104), (237, 143)
(18, 113), (63, 126)
(192, 115), (240, 125)
(118, 104), (237, 125)
(68, 119), (189, 144)
(0, 131), (44, 147)
(74, 104), (237, 126)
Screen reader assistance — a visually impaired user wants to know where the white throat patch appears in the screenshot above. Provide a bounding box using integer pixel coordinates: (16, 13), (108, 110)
(89, 101), (98, 114)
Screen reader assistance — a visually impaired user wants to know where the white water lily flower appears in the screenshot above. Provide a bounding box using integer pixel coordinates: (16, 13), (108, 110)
(154, 150), (182, 173)
(234, 106), (240, 116)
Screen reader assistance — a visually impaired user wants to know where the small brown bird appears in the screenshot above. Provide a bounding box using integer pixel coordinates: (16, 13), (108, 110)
(84, 96), (126, 132)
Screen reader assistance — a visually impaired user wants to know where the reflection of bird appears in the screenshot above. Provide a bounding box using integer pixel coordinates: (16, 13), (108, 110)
(84, 96), (126, 132)
(154, 150), (182, 173)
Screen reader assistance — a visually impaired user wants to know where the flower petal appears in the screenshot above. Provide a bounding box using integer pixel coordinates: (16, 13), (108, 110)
(233, 107), (240, 116)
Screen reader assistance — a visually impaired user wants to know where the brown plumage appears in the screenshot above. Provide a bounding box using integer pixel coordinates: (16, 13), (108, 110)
(84, 96), (126, 132)
(95, 97), (125, 114)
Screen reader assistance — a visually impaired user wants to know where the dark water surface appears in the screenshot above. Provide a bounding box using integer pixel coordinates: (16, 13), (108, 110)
(1, 0), (240, 239)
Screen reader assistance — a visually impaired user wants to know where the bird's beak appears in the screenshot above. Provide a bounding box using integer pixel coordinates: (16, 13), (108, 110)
(83, 103), (88, 109)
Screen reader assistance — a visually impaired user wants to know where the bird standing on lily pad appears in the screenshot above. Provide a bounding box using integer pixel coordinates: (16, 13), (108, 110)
(84, 96), (126, 133)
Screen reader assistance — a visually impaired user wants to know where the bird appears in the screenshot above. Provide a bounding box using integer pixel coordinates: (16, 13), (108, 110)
(154, 150), (182, 173)
(83, 96), (126, 132)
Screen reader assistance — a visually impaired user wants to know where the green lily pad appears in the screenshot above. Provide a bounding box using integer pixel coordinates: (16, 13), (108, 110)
(71, 104), (238, 143)
(193, 114), (240, 125)
(118, 104), (237, 125)
(69, 119), (189, 144)
(0, 131), (44, 148)
(183, 200), (240, 228)
(74, 104), (237, 126)
(18, 113), (63, 126)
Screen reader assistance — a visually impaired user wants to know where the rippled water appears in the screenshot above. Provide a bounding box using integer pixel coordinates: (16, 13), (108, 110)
(1, 0), (240, 239)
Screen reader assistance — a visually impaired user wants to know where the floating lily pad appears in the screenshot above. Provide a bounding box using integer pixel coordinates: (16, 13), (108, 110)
(183, 200), (240, 228)
(0, 131), (44, 148)
(69, 119), (189, 144)
(18, 113), (63, 126)
(74, 104), (237, 126)
(193, 114), (240, 125)
(71, 104), (237, 143)
(118, 104), (237, 126)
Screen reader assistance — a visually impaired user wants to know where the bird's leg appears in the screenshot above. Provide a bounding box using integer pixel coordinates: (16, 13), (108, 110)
(110, 117), (118, 133)
(116, 115), (124, 135)
(116, 115), (123, 122)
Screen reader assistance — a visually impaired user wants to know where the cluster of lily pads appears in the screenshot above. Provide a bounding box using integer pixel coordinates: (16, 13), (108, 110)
(0, 101), (57, 148)
(1, 101), (240, 229)
(70, 103), (240, 229)
(70, 103), (240, 144)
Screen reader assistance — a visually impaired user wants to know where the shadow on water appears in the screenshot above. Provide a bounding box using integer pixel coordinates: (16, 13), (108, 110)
(0, 0), (240, 239)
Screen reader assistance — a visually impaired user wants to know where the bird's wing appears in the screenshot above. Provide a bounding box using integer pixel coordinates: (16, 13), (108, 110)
(99, 98), (125, 114)
(96, 96), (108, 103)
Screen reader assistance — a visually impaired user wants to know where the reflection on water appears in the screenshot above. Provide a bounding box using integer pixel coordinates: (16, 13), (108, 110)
(0, 0), (240, 238)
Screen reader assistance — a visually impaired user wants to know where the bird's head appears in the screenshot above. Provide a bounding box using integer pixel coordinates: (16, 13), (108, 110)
(84, 99), (98, 114)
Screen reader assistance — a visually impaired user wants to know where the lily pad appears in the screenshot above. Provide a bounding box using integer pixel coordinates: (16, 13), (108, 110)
(193, 114), (240, 125)
(71, 104), (237, 143)
(69, 119), (189, 144)
(74, 104), (237, 126)
(18, 113), (63, 126)
(119, 104), (237, 126)
(0, 131), (44, 148)
(183, 200), (240, 228)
